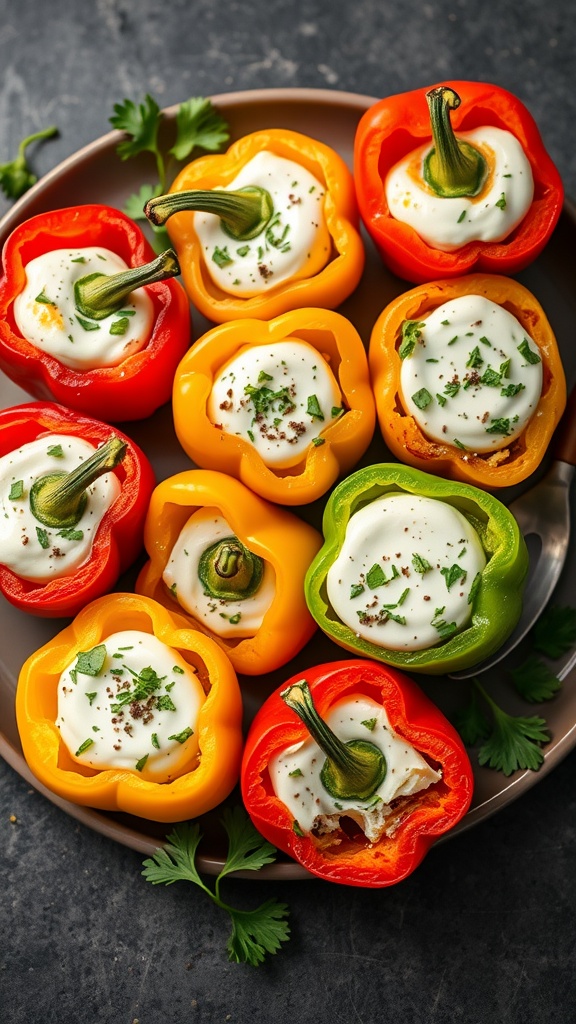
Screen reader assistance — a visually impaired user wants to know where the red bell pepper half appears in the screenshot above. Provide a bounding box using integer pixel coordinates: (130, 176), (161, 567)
(0, 401), (155, 617)
(0, 204), (191, 421)
(353, 80), (564, 283)
(241, 658), (474, 887)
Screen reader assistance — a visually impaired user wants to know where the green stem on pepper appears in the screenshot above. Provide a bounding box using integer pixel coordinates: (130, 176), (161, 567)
(74, 248), (180, 321)
(144, 186), (275, 241)
(29, 436), (127, 529)
(197, 536), (264, 601)
(281, 679), (387, 801)
(423, 86), (487, 198)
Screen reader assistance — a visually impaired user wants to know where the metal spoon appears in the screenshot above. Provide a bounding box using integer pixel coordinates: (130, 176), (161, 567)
(450, 383), (576, 680)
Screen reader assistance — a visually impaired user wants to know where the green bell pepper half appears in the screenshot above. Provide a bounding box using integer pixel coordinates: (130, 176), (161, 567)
(304, 463), (529, 675)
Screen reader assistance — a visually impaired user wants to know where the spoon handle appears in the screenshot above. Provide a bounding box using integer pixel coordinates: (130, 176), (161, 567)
(552, 383), (576, 465)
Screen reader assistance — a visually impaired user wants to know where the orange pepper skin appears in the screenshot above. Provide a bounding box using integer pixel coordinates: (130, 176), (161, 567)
(354, 81), (564, 284)
(164, 129), (365, 322)
(369, 274), (566, 488)
(171, 308), (376, 506)
(241, 659), (474, 887)
(15, 592), (244, 823)
(135, 469), (323, 676)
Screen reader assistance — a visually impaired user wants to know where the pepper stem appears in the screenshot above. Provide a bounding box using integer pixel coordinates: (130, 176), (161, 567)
(29, 436), (127, 529)
(197, 535), (264, 601)
(144, 186), (274, 241)
(73, 248), (180, 321)
(423, 86), (487, 198)
(281, 680), (387, 802)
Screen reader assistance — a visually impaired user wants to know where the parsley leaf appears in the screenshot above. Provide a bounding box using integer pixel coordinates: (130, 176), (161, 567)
(169, 97), (230, 161)
(0, 125), (58, 200)
(142, 808), (290, 966)
(110, 94), (162, 162)
(531, 605), (576, 660)
(122, 182), (163, 222)
(452, 689), (491, 747)
(509, 655), (562, 703)
(473, 680), (549, 776)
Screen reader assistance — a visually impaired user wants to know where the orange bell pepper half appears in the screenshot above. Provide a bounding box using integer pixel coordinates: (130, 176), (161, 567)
(135, 469), (322, 675)
(150, 128), (365, 322)
(171, 307), (376, 505)
(369, 273), (566, 488)
(15, 592), (244, 823)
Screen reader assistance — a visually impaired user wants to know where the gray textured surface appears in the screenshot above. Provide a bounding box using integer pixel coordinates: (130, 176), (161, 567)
(2, 1), (576, 1021)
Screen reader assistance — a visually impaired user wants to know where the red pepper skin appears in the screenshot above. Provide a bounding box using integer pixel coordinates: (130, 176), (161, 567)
(241, 659), (474, 887)
(0, 205), (191, 421)
(354, 81), (564, 283)
(0, 401), (156, 617)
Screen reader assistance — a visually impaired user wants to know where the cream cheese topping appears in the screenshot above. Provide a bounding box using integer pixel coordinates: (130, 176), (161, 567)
(325, 492), (486, 651)
(207, 339), (343, 468)
(13, 246), (154, 370)
(194, 151), (327, 295)
(0, 434), (120, 582)
(399, 294), (543, 452)
(56, 629), (206, 782)
(269, 695), (441, 843)
(385, 127), (534, 251)
(162, 507), (275, 638)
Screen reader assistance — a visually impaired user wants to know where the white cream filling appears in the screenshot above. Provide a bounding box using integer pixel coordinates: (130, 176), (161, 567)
(162, 508), (275, 639)
(269, 695), (441, 843)
(385, 126), (534, 251)
(399, 294), (543, 452)
(207, 339), (343, 469)
(194, 150), (326, 295)
(0, 434), (120, 582)
(56, 629), (206, 782)
(13, 247), (154, 370)
(326, 492), (486, 651)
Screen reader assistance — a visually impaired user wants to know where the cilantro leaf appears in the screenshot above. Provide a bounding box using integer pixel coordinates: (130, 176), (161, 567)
(0, 126), (58, 200)
(169, 97), (230, 161)
(110, 94), (162, 161)
(217, 805), (279, 879)
(473, 680), (549, 776)
(531, 605), (576, 660)
(142, 810), (290, 966)
(509, 655), (561, 703)
(122, 182), (163, 221)
(226, 900), (290, 967)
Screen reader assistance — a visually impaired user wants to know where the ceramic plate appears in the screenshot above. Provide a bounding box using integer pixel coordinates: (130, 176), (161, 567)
(1, 88), (575, 879)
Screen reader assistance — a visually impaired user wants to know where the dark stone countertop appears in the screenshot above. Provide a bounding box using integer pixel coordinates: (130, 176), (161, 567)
(1, 2), (576, 1022)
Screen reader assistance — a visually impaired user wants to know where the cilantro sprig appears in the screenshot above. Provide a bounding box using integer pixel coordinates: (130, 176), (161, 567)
(0, 125), (59, 201)
(109, 93), (229, 248)
(142, 807), (290, 966)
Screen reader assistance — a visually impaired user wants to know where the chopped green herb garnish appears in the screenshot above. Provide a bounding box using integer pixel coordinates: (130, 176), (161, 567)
(411, 387), (433, 410)
(485, 417), (511, 435)
(443, 381), (461, 397)
(495, 192), (507, 210)
(436, 393), (447, 407)
(236, 245), (250, 257)
(517, 339), (541, 365)
(453, 438), (467, 449)
(168, 727), (194, 744)
(466, 346), (484, 369)
(288, 768), (303, 777)
(361, 718), (377, 731)
(47, 444), (64, 457)
(350, 583), (365, 599)
(85, 692), (97, 705)
(457, 210), (466, 223)
(212, 245), (233, 268)
(306, 394), (324, 420)
(135, 754), (149, 772)
(75, 738), (94, 756)
(75, 644), (107, 677)
(151, 733), (160, 750)
(398, 319), (425, 359)
(36, 526), (50, 549)
(441, 563), (467, 590)
(479, 367), (502, 387)
(172, 665), (185, 674)
(57, 527), (84, 541)
(500, 382), (525, 397)
(9, 480), (24, 500)
(311, 437), (325, 447)
(412, 552), (432, 575)
(34, 290), (56, 305)
(109, 317), (130, 336)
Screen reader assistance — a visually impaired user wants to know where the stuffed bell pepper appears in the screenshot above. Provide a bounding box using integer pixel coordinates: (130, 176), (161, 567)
(135, 468), (322, 675)
(0, 401), (155, 617)
(241, 658), (474, 887)
(354, 81), (564, 283)
(144, 128), (365, 322)
(0, 204), (191, 421)
(304, 462), (528, 675)
(369, 273), (566, 488)
(16, 592), (244, 822)
(171, 307), (375, 506)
